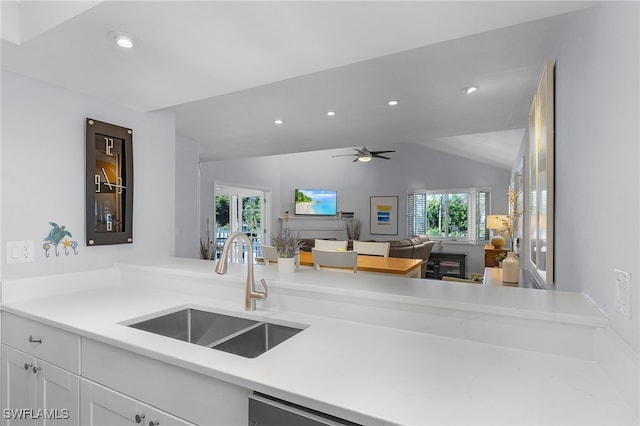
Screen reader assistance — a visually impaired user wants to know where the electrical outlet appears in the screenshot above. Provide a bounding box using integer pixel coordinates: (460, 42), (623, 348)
(6, 241), (34, 264)
(614, 269), (631, 319)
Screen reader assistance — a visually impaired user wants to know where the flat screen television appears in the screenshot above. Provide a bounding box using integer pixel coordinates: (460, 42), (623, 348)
(294, 189), (337, 216)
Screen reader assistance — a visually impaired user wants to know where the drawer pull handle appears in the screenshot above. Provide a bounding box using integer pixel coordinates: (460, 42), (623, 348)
(24, 363), (33, 370)
(32, 366), (41, 374)
(149, 421), (159, 426)
(134, 414), (145, 424)
(28, 336), (42, 344)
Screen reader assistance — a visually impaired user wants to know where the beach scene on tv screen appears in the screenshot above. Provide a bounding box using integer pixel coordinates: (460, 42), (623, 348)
(295, 189), (337, 215)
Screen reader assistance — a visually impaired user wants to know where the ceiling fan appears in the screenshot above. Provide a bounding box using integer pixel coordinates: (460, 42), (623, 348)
(332, 146), (396, 162)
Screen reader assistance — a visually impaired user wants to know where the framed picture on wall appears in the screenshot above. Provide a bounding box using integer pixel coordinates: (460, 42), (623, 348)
(370, 196), (398, 235)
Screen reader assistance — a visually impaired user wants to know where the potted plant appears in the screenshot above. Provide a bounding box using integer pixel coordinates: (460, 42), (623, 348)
(270, 228), (304, 273)
(495, 252), (507, 267)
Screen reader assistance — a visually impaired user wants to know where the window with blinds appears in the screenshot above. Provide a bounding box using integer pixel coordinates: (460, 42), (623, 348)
(408, 188), (490, 243)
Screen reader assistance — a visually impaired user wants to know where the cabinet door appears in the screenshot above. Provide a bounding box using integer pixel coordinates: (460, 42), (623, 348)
(2, 345), (37, 426)
(80, 380), (142, 426)
(80, 380), (196, 426)
(36, 360), (79, 426)
(2, 345), (80, 426)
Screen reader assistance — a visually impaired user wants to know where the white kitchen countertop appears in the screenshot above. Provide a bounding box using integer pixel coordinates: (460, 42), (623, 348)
(1, 258), (637, 425)
(117, 257), (609, 327)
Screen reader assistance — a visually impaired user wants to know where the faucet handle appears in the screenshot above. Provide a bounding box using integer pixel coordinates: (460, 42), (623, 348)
(258, 278), (268, 300)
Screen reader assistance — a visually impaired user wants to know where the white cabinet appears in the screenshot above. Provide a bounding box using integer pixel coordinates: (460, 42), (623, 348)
(1, 312), (81, 426)
(80, 380), (195, 426)
(2, 313), (249, 426)
(1, 345), (79, 426)
(1, 313), (80, 375)
(82, 339), (250, 426)
(2, 345), (34, 425)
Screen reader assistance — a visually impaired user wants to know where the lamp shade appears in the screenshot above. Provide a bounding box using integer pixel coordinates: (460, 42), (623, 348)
(487, 215), (509, 230)
(487, 215), (509, 248)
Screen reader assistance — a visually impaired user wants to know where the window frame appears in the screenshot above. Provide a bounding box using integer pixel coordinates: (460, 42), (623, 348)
(408, 187), (491, 244)
(526, 59), (555, 287)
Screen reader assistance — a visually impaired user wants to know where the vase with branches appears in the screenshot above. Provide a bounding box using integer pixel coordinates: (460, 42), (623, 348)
(200, 218), (214, 260)
(345, 218), (361, 241)
(498, 189), (525, 253)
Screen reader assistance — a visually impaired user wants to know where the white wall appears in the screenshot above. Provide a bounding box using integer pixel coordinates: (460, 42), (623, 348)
(1, 72), (176, 280)
(197, 155), (282, 257)
(196, 143), (510, 274)
(175, 134), (200, 258)
(180, 1), (640, 355)
(553, 3), (639, 352)
(277, 143), (509, 241)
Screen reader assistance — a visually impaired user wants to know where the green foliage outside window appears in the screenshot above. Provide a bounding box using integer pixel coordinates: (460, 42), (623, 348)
(215, 195), (262, 234)
(242, 196), (262, 235)
(426, 193), (468, 238)
(408, 188), (489, 242)
(215, 195), (230, 228)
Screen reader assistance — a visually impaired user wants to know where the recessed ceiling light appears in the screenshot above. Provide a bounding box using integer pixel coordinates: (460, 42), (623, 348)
(274, 119), (283, 125)
(326, 111), (336, 117)
(116, 36), (134, 48)
(387, 100), (399, 106)
(462, 86), (478, 95)
(107, 30), (136, 49)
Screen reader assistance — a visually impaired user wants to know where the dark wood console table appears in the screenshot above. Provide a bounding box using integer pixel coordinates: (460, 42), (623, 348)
(426, 251), (467, 279)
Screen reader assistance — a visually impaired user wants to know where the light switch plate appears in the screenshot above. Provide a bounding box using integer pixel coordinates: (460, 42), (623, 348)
(614, 269), (631, 319)
(6, 241), (34, 264)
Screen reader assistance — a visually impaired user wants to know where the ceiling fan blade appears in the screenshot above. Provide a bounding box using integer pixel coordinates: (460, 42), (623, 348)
(333, 146), (395, 162)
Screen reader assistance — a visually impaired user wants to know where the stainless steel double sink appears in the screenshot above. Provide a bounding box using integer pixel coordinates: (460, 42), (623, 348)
(127, 308), (306, 358)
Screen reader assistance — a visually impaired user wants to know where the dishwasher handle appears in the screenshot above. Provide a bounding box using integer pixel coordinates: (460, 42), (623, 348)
(248, 393), (361, 426)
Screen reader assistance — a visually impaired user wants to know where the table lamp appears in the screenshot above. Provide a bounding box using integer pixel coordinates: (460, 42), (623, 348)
(487, 215), (508, 248)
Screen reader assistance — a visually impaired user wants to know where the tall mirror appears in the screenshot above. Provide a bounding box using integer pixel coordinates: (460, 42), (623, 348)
(527, 59), (555, 287)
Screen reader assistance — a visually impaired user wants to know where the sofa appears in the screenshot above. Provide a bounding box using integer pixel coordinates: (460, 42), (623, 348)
(300, 235), (435, 278)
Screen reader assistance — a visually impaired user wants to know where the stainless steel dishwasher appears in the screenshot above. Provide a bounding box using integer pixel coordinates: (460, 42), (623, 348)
(249, 393), (362, 426)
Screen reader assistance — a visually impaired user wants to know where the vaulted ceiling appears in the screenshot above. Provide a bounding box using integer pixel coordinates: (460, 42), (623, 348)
(1, 1), (595, 168)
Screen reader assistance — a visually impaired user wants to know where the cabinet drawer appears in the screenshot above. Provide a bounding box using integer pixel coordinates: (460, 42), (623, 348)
(83, 338), (249, 425)
(2, 312), (80, 374)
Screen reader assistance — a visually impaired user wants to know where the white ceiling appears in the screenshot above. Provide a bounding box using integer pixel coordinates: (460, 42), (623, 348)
(1, 1), (595, 168)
